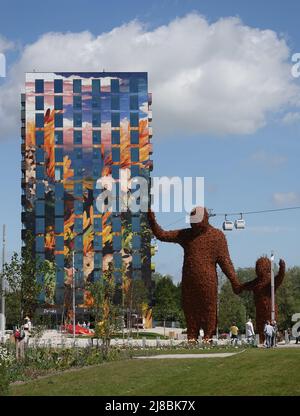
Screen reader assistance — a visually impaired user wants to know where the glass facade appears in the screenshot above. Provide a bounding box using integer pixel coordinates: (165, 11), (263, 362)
(21, 72), (153, 311)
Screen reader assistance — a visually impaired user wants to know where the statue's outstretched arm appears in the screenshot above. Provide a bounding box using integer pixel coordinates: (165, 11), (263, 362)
(216, 232), (241, 294)
(147, 210), (185, 243)
(241, 278), (259, 291)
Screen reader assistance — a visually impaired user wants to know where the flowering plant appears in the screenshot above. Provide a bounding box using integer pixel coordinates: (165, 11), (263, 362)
(0, 345), (14, 367)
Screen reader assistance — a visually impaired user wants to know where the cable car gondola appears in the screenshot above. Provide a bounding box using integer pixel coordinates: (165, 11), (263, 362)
(222, 215), (234, 231)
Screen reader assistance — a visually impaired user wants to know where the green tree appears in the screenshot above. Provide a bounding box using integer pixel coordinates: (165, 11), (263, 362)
(152, 275), (179, 335)
(91, 263), (121, 356)
(1, 232), (51, 326)
(218, 281), (246, 333)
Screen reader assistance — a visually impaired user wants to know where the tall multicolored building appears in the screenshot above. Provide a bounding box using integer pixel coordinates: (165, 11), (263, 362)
(21, 72), (153, 316)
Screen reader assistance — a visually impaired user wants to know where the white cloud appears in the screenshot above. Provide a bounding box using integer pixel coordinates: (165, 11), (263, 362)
(0, 35), (14, 53)
(282, 112), (300, 124)
(0, 13), (299, 140)
(272, 192), (300, 206)
(251, 150), (287, 167)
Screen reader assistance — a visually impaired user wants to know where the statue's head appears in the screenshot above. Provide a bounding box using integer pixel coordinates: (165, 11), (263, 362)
(190, 206), (209, 231)
(256, 256), (271, 281)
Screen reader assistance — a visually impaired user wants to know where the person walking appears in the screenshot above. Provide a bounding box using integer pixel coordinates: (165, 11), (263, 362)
(264, 321), (274, 348)
(271, 320), (278, 347)
(14, 326), (26, 361)
(245, 318), (255, 345)
(230, 322), (239, 346)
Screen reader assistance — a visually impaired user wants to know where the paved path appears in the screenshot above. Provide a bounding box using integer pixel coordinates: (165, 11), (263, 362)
(135, 352), (240, 359)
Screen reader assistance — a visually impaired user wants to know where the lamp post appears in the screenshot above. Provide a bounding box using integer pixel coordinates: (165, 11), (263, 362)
(270, 251), (275, 321)
(0, 225), (6, 343)
(72, 250), (76, 340)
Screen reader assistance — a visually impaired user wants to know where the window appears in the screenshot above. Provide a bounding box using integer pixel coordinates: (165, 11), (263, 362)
(74, 253), (83, 269)
(93, 165), (102, 177)
(129, 78), (138, 93)
(112, 216), (121, 232)
(93, 270), (102, 281)
(54, 131), (63, 144)
(132, 253), (141, 269)
(55, 200), (64, 216)
(55, 236), (64, 251)
(131, 165), (139, 177)
(55, 183), (64, 198)
(54, 113), (63, 128)
(92, 112), (101, 127)
(130, 112), (139, 127)
(92, 79), (100, 94)
(131, 148), (139, 162)
(75, 235), (83, 251)
(35, 96), (44, 110)
(94, 253), (102, 269)
(111, 112), (120, 128)
(74, 218), (83, 233)
(114, 271), (122, 283)
(74, 200), (83, 215)
(55, 254), (64, 269)
(132, 235), (141, 250)
(130, 130), (139, 144)
(113, 253), (122, 269)
(54, 79), (63, 93)
(35, 218), (45, 234)
(74, 182), (83, 196)
(36, 148), (44, 163)
(113, 235), (121, 251)
(92, 130), (101, 144)
(73, 112), (82, 128)
(93, 148), (101, 159)
(92, 96), (101, 109)
(35, 79), (44, 93)
(73, 95), (82, 110)
(74, 163), (82, 179)
(54, 96), (63, 110)
(74, 130), (82, 144)
(132, 217), (140, 232)
(130, 95), (139, 110)
(112, 130), (120, 144)
(36, 165), (44, 180)
(74, 148), (82, 159)
(55, 166), (63, 181)
(94, 218), (102, 232)
(36, 183), (45, 198)
(36, 131), (44, 145)
(55, 148), (63, 162)
(112, 165), (119, 179)
(35, 113), (44, 128)
(56, 272), (64, 289)
(36, 236), (44, 252)
(111, 79), (119, 93)
(111, 94), (120, 110)
(36, 200), (45, 216)
(112, 147), (120, 162)
(94, 235), (102, 250)
(73, 79), (82, 93)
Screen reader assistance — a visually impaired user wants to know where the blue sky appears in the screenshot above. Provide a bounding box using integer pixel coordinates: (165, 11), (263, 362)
(0, 0), (300, 282)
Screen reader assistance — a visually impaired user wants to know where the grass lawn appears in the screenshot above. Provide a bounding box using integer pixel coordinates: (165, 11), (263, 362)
(10, 349), (300, 396)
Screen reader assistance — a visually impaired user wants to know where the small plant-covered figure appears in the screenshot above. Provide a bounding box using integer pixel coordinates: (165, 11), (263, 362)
(148, 207), (242, 341)
(241, 257), (286, 342)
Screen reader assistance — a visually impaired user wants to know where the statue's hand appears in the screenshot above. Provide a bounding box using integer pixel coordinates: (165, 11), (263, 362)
(279, 259), (286, 271)
(232, 282), (242, 295)
(147, 209), (156, 222)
